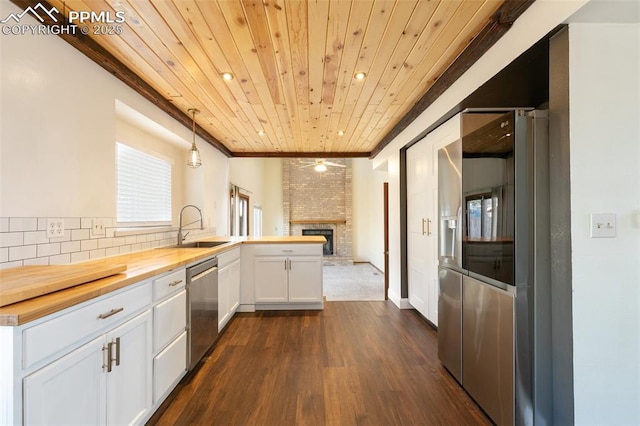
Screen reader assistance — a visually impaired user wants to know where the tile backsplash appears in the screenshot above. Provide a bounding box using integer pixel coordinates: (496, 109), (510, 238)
(0, 217), (216, 269)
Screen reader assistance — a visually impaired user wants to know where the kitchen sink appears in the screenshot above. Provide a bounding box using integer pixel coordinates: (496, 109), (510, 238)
(167, 241), (229, 249)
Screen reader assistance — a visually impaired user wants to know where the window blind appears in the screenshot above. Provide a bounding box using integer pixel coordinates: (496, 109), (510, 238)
(116, 143), (172, 224)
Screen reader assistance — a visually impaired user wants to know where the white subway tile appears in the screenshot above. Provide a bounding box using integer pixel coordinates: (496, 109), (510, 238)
(146, 234), (156, 242)
(37, 243), (61, 257)
(0, 218), (8, 232)
(90, 249), (106, 259)
(49, 233), (71, 243)
(113, 237), (125, 246)
(65, 218), (81, 229)
(37, 218), (48, 231)
(0, 248), (7, 262)
(150, 241), (160, 248)
(71, 251), (90, 263)
(119, 245), (131, 254)
(24, 257), (49, 266)
(140, 242), (151, 250)
(49, 253), (71, 265)
(9, 218), (37, 232)
(81, 218), (93, 229)
(24, 231), (48, 245)
(130, 243), (142, 252)
(125, 235), (137, 245)
(9, 245), (36, 261)
(61, 241), (80, 254)
(72, 229), (90, 241)
(106, 228), (115, 238)
(0, 232), (24, 248)
(0, 260), (23, 269)
(98, 238), (114, 249)
(81, 239), (98, 251)
(105, 247), (119, 257)
(136, 235), (147, 244)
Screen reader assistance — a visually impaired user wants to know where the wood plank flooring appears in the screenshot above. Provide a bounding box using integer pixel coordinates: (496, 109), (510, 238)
(149, 302), (490, 425)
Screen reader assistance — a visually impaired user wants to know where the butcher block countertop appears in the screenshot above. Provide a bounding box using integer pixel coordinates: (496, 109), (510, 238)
(0, 236), (325, 326)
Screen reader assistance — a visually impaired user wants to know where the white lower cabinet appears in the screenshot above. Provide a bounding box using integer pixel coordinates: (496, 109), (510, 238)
(218, 248), (241, 330)
(252, 244), (323, 307)
(152, 268), (187, 405)
(23, 309), (153, 425)
(153, 330), (187, 402)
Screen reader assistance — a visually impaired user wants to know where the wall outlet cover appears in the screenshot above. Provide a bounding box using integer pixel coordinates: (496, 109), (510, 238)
(47, 218), (65, 238)
(92, 219), (106, 236)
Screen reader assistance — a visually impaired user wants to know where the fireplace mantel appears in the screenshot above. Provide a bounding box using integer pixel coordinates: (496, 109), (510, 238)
(290, 219), (347, 224)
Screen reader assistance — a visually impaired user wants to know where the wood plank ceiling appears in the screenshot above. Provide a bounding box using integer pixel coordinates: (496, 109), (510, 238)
(23, 0), (520, 156)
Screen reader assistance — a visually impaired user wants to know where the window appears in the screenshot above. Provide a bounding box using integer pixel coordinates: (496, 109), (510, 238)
(252, 205), (263, 237)
(116, 143), (172, 224)
(466, 192), (494, 239)
(230, 185), (249, 236)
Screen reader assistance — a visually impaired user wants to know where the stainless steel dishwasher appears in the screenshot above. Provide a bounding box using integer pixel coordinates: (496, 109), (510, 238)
(186, 256), (218, 371)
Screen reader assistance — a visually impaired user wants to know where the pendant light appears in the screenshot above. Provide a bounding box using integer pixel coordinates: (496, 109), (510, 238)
(187, 108), (202, 168)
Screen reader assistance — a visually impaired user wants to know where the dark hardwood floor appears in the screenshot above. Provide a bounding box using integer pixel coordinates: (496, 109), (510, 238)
(150, 302), (490, 425)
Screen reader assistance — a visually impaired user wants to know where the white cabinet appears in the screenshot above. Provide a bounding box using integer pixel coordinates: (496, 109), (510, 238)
(407, 114), (461, 325)
(151, 268), (187, 404)
(23, 309), (152, 425)
(250, 244), (323, 309)
(218, 248), (241, 331)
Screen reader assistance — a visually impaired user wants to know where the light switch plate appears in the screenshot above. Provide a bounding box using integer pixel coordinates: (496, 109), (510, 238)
(590, 213), (616, 238)
(47, 218), (65, 238)
(92, 219), (106, 236)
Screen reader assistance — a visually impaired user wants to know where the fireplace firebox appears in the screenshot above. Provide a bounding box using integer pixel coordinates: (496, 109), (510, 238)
(302, 229), (333, 255)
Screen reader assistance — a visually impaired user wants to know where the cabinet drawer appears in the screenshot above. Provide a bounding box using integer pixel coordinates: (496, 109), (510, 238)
(153, 290), (186, 353)
(153, 268), (186, 302)
(153, 330), (187, 403)
(217, 247), (240, 269)
(23, 282), (152, 370)
(252, 244), (322, 256)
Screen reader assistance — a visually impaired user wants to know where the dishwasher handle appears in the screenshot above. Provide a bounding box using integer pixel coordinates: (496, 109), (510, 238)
(190, 266), (218, 282)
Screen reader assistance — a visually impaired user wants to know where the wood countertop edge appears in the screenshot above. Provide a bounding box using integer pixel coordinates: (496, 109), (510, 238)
(0, 237), (324, 326)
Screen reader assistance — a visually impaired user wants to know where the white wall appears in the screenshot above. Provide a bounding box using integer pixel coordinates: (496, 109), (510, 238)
(0, 1), (229, 233)
(568, 23), (640, 425)
(352, 158), (387, 270)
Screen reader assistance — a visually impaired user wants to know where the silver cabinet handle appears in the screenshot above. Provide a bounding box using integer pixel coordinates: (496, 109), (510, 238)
(422, 218), (427, 235)
(288, 259), (292, 270)
(98, 307), (124, 320)
(102, 344), (109, 371)
(169, 279), (183, 287)
(427, 218), (432, 236)
(282, 249), (293, 253)
(284, 259), (287, 270)
(107, 341), (114, 372)
(107, 337), (121, 372)
(114, 337), (120, 367)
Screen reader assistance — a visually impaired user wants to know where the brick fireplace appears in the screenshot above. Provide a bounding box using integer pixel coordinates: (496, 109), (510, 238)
(283, 159), (352, 259)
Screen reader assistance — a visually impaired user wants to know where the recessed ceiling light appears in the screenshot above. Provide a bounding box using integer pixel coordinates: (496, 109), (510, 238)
(257, 130), (265, 136)
(221, 72), (234, 81)
(338, 130), (345, 136)
(354, 72), (366, 80)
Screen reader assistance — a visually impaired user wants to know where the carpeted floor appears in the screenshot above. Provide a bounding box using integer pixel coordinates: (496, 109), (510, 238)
(322, 262), (385, 301)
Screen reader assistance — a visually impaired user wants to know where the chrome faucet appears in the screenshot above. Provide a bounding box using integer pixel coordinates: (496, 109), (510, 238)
(177, 205), (203, 245)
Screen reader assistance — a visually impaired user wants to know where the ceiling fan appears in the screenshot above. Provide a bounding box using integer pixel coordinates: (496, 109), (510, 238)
(299, 159), (346, 172)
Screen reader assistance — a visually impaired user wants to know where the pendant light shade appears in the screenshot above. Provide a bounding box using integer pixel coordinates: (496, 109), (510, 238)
(187, 108), (202, 168)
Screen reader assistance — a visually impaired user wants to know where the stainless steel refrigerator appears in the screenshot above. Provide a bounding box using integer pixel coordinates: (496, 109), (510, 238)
(437, 109), (551, 426)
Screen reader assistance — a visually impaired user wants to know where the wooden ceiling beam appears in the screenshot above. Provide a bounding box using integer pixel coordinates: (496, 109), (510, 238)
(232, 152), (370, 159)
(9, 0), (233, 158)
(370, 0), (535, 159)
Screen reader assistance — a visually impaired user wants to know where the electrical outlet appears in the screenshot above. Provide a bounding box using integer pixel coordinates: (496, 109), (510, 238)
(590, 213), (616, 238)
(47, 218), (65, 238)
(92, 219), (106, 237)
